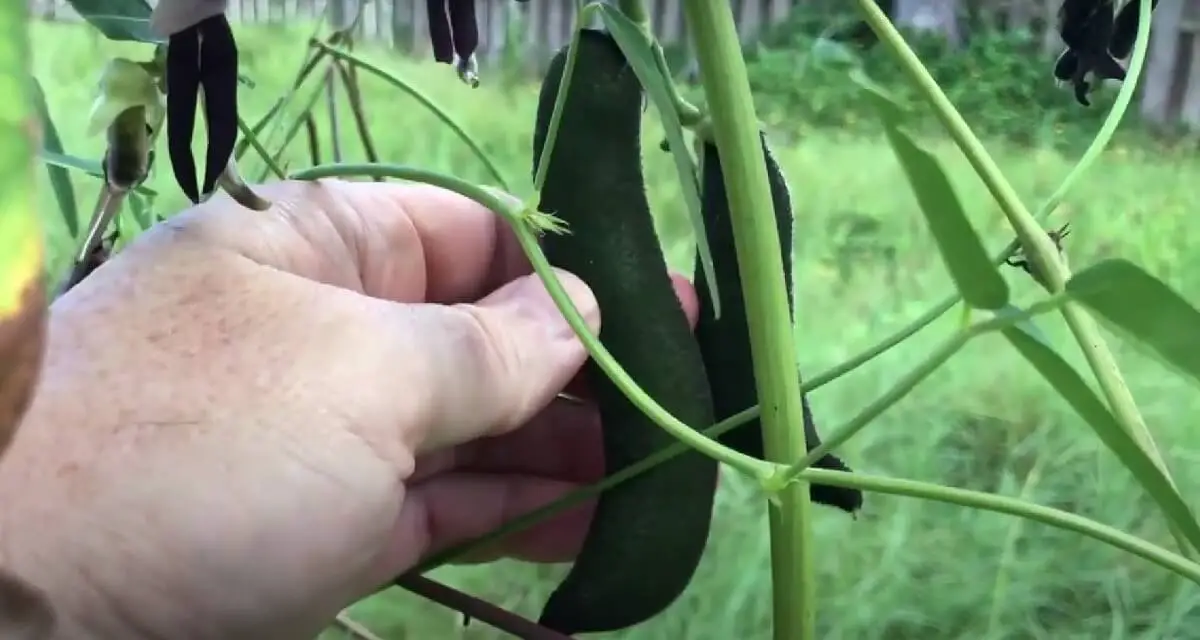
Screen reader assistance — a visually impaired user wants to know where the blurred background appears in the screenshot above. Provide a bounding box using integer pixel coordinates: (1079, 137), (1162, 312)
(25, 1), (1200, 638)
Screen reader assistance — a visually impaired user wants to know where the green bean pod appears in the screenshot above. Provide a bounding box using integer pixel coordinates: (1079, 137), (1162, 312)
(694, 135), (863, 514)
(533, 30), (719, 634)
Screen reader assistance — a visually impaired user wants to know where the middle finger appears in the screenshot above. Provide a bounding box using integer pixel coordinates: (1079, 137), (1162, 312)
(410, 397), (604, 484)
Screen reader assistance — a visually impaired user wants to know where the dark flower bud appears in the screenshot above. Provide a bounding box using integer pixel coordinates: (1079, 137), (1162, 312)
(1054, 0), (1128, 106)
(426, 0), (484, 87)
(153, 0), (240, 204)
(1109, 0), (1158, 60)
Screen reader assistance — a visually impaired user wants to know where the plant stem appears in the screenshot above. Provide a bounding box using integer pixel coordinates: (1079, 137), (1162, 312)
(411, 291), (1076, 577)
(408, 404), (762, 574)
(856, 0), (1190, 554)
(235, 97), (284, 162)
(313, 40), (510, 190)
(235, 116), (285, 179)
(290, 163), (771, 479)
(259, 27), (330, 153)
(652, 44), (703, 126)
(395, 575), (570, 639)
(255, 77), (327, 182)
(802, 469), (1200, 584)
(323, 66), (343, 162)
(682, 5), (815, 640)
(530, 12), (589, 192)
(783, 333), (967, 482)
(792, 294), (1072, 472)
(332, 60), (383, 177)
(1035, 1), (1152, 221)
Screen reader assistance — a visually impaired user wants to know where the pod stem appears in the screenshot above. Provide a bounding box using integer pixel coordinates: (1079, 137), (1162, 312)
(681, 5), (815, 640)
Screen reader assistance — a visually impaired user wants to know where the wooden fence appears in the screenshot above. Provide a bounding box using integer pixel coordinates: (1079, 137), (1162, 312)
(27, 0), (1200, 128)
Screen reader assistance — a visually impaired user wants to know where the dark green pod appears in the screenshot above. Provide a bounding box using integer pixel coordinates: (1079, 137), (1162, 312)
(103, 106), (152, 191)
(533, 30), (719, 634)
(693, 136), (863, 514)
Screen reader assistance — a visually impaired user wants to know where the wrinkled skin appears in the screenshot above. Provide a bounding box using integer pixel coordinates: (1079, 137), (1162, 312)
(0, 180), (704, 639)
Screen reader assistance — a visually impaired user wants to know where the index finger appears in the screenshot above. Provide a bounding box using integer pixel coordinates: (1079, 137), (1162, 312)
(375, 181), (535, 303)
(168, 179), (534, 304)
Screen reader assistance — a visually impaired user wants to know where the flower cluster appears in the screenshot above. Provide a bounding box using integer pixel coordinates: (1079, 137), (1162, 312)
(151, 0), (238, 204)
(148, 0), (533, 204)
(425, 0), (530, 87)
(1054, 0), (1157, 106)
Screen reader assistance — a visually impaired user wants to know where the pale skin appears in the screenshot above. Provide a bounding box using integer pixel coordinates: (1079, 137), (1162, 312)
(0, 180), (702, 639)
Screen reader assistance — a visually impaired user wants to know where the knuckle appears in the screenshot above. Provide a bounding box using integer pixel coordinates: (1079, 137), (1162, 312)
(447, 304), (529, 430)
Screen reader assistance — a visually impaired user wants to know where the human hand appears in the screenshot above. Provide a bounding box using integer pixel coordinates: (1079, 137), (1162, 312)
(0, 180), (699, 639)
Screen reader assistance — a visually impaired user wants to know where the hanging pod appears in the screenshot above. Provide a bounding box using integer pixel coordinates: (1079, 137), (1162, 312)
(152, 0), (239, 203)
(1052, 0), (1149, 106)
(425, 0), (482, 85)
(1108, 0), (1159, 59)
(532, 30), (720, 635)
(693, 133), (863, 515)
(58, 106), (151, 296)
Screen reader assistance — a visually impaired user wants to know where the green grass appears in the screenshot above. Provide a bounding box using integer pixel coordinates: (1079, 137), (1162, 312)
(32, 19), (1200, 640)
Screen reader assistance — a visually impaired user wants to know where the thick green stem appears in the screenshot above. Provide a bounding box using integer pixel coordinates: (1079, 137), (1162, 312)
(286, 165), (1200, 609)
(855, 0), (1189, 554)
(682, 5), (815, 639)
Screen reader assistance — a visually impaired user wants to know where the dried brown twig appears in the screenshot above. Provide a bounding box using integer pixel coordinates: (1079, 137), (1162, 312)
(329, 610), (384, 640)
(393, 574), (572, 640)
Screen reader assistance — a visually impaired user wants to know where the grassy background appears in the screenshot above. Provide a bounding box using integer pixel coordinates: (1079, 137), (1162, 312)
(31, 18), (1200, 640)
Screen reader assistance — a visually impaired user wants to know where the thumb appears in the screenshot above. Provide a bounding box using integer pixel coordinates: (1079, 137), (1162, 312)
(409, 268), (599, 454)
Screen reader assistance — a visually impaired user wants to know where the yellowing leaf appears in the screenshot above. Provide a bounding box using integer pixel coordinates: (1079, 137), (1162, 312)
(86, 57), (164, 136)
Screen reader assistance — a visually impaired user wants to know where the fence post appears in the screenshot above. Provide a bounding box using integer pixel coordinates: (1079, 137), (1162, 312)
(1139, 0), (1185, 126)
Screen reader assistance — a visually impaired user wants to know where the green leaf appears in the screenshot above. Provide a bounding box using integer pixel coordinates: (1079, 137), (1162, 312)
(30, 78), (79, 240)
(66, 0), (159, 43)
(989, 303), (1052, 343)
(1066, 258), (1200, 386)
(38, 150), (158, 197)
(598, 4), (721, 318)
(850, 69), (910, 118)
(809, 37), (861, 70)
(0, 0), (44, 321)
(854, 72), (1009, 311)
(1003, 324), (1200, 552)
(125, 190), (153, 230)
(86, 58), (164, 137)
